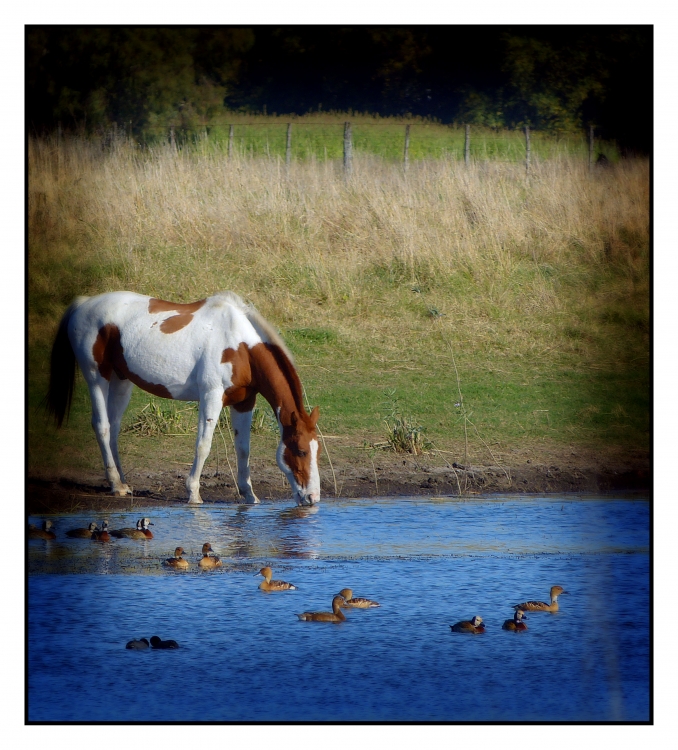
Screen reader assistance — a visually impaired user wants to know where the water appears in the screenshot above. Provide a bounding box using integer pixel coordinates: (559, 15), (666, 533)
(28, 494), (650, 722)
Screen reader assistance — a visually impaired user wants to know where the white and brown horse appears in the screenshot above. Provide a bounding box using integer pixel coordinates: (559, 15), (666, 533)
(46, 291), (321, 506)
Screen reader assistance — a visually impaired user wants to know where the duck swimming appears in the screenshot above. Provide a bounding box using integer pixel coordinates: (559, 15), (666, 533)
(512, 585), (568, 613)
(297, 595), (347, 623)
(91, 520), (111, 542)
(256, 566), (296, 591)
(28, 520), (56, 540)
(126, 638), (150, 649)
(164, 547), (189, 569)
(503, 610), (528, 631)
(111, 518), (154, 540)
(150, 636), (179, 649)
(66, 522), (99, 538)
(198, 542), (222, 569)
(337, 588), (380, 608)
(450, 615), (485, 633)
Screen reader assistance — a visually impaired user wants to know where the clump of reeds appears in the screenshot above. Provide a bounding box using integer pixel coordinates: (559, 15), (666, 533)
(123, 400), (196, 436)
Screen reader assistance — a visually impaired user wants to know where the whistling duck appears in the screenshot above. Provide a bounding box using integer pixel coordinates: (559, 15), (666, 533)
(91, 520), (111, 541)
(28, 520), (56, 540)
(126, 638), (150, 650)
(198, 542), (222, 569)
(66, 522), (99, 538)
(337, 588), (380, 608)
(164, 547), (189, 569)
(297, 595), (347, 622)
(111, 518), (154, 539)
(150, 636), (179, 649)
(512, 585), (568, 613)
(503, 609), (528, 631)
(450, 615), (485, 633)
(256, 566), (296, 591)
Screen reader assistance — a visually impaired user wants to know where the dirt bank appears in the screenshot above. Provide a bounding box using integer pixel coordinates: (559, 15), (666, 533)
(27, 444), (650, 515)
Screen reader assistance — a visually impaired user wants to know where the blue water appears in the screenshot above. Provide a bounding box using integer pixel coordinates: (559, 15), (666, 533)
(28, 495), (650, 722)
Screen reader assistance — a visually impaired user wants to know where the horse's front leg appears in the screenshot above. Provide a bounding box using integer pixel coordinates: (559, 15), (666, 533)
(186, 390), (223, 504)
(229, 406), (260, 504)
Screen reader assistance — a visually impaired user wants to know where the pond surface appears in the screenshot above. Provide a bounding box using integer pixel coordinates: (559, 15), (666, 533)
(28, 494), (650, 722)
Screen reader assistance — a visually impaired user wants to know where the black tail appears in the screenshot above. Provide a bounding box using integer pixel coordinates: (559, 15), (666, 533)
(44, 300), (82, 427)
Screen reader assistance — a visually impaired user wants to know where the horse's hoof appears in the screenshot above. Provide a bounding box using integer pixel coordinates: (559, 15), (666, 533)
(111, 487), (131, 497)
(187, 497), (203, 505)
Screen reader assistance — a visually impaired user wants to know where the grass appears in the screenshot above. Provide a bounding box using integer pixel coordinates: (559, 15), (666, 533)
(28, 124), (649, 483)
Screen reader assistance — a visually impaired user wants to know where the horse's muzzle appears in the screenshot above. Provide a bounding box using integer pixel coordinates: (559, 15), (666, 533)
(296, 491), (320, 507)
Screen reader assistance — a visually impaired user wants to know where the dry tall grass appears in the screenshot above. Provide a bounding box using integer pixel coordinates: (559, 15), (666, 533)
(29, 134), (648, 370)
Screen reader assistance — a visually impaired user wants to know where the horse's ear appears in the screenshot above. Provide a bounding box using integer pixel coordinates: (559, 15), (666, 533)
(309, 406), (320, 428)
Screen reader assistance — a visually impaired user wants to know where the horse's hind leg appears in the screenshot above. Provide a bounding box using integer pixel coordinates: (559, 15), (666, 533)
(85, 375), (131, 496)
(230, 406), (260, 504)
(186, 389), (223, 504)
(107, 375), (134, 493)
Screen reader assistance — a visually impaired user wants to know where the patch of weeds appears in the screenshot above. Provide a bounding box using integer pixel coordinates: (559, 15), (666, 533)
(123, 399), (197, 436)
(379, 390), (432, 455)
(285, 327), (337, 346)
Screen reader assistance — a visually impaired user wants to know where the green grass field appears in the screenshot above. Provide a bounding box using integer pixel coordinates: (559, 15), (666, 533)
(28, 120), (648, 485)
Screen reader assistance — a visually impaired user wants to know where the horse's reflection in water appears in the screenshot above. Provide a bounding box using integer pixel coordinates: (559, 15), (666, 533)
(276, 504), (321, 559)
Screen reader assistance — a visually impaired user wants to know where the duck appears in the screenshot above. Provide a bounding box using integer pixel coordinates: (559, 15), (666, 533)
(198, 542), (222, 569)
(28, 520), (56, 540)
(297, 595), (347, 623)
(512, 585), (568, 613)
(91, 520), (111, 542)
(503, 609), (528, 631)
(256, 566), (296, 591)
(126, 638), (150, 650)
(138, 517), (154, 538)
(111, 518), (154, 540)
(150, 636), (179, 649)
(337, 588), (380, 608)
(66, 521), (99, 538)
(450, 615), (485, 633)
(164, 547), (189, 569)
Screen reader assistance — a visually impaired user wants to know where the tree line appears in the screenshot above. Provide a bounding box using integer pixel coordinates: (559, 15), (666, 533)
(26, 26), (651, 153)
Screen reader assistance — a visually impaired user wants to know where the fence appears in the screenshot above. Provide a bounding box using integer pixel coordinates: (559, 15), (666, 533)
(101, 120), (610, 171)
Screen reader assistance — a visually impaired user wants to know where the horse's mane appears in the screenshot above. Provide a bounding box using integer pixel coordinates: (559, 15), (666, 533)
(212, 291), (294, 363)
(212, 292), (309, 420)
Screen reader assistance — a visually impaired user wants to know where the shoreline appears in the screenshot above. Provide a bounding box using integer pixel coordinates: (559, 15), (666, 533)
(27, 450), (650, 514)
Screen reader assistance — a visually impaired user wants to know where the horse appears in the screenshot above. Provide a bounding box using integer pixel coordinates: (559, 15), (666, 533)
(45, 291), (321, 506)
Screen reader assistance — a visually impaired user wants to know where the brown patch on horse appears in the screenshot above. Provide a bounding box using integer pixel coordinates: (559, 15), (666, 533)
(221, 343), (257, 411)
(92, 324), (173, 399)
(148, 298), (206, 334)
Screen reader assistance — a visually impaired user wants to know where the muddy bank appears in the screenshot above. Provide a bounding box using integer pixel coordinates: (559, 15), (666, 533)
(27, 448), (650, 514)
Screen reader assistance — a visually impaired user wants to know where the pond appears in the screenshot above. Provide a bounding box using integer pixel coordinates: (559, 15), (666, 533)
(28, 494), (650, 722)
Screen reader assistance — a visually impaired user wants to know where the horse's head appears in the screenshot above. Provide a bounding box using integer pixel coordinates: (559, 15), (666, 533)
(276, 406), (321, 506)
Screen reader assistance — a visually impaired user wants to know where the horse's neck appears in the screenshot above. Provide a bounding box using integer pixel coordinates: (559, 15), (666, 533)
(249, 343), (303, 425)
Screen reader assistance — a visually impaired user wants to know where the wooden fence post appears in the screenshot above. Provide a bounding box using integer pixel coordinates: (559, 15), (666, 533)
(286, 123), (292, 167)
(464, 124), (470, 166)
(170, 126), (176, 150)
(525, 125), (531, 174)
(589, 125), (594, 173)
(404, 124), (411, 171)
(343, 121), (353, 176)
(228, 125), (234, 158)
